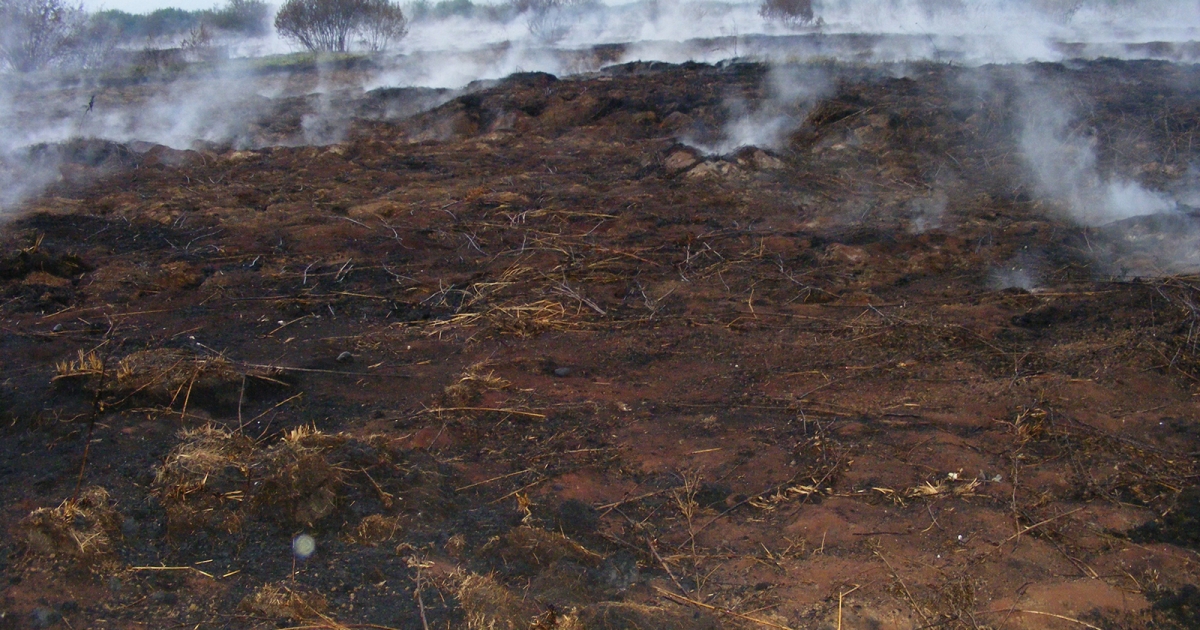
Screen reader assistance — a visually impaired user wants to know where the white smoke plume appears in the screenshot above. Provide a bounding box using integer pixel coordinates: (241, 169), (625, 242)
(1017, 83), (1176, 225)
(684, 63), (831, 154)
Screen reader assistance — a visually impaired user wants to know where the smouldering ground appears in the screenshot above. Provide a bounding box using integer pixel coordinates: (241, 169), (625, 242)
(1, 57), (1200, 629)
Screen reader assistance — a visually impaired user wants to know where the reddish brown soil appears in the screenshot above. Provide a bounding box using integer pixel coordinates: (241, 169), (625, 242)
(2, 58), (1200, 629)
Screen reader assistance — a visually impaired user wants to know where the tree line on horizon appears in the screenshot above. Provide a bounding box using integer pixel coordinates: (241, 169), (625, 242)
(2, 0), (1142, 73)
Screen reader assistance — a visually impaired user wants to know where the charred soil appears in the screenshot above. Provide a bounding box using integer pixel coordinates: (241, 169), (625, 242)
(2, 57), (1200, 629)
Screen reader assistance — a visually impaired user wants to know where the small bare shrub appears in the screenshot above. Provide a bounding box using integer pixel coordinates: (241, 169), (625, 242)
(0, 0), (86, 72)
(275, 0), (408, 52)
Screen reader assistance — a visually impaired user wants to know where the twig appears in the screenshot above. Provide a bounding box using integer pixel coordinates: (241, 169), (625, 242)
(73, 324), (117, 501)
(424, 406), (546, 419)
(646, 535), (689, 596)
(995, 610), (1102, 630)
(414, 567), (430, 630)
(654, 586), (798, 630)
(874, 548), (931, 625)
(455, 467), (535, 491)
(130, 565), (215, 579)
(1001, 507), (1085, 545)
(794, 360), (892, 400)
(240, 392), (304, 434)
(836, 584), (862, 630)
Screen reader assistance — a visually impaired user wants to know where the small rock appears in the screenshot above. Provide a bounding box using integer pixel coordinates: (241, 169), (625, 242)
(150, 591), (178, 606)
(598, 550), (639, 592)
(553, 366), (572, 377)
(556, 498), (598, 534)
(51, 324), (63, 332)
(30, 607), (60, 628)
(694, 483), (732, 508)
(664, 150), (698, 173)
(336, 351), (354, 363)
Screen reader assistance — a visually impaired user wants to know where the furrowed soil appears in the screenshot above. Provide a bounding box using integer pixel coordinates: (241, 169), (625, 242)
(2, 57), (1200, 629)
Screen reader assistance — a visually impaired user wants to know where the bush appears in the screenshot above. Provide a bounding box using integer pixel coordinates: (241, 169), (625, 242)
(357, 0), (408, 51)
(207, 0), (270, 36)
(275, 0), (408, 52)
(509, 0), (594, 44)
(0, 0), (86, 72)
(759, 0), (814, 26)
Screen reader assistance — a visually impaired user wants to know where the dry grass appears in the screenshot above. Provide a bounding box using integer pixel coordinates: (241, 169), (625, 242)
(22, 486), (122, 567)
(457, 572), (538, 630)
(253, 426), (348, 527)
(577, 601), (720, 630)
(240, 581), (329, 621)
(155, 424), (351, 532)
(53, 346), (284, 412)
(872, 474), (983, 506)
(53, 349), (106, 380)
(441, 361), (511, 406)
(481, 526), (604, 570)
(430, 299), (577, 338)
(351, 513), (403, 546)
(154, 425), (255, 533)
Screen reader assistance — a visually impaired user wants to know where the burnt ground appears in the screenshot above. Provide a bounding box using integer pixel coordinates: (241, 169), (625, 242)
(2, 57), (1200, 629)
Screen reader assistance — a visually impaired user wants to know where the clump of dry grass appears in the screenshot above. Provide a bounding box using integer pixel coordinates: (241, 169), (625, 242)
(350, 513), (403, 546)
(54, 349), (105, 380)
(456, 570), (718, 630)
(481, 526), (603, 571)
(154, 424), (353, 533)
(1010, 406), (1051, 444)
(253, 426), (348, 527)
(873, 473), (983, 506)
(239, 581), (329, 621)
(442, 361), (512, 406)
(22, 487), (122, 567)
(115, 348), (242, 401)
(458, 572), (539, 630)
(54, 347), (285, 410)
(430, 299), (578, 339)
(154, 425), (255, 534)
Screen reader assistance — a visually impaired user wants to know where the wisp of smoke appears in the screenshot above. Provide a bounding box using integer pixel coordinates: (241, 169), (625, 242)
(684, 63), (831, 154)
(1017, 83), (1176, 225)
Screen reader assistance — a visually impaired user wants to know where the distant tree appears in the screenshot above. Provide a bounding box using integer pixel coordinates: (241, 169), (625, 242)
(357, 0), (408, 51)
(509, 0), (594, 44)
(275, 0), (408, 52)
(89, 1), (270, 45)
(759, 0), (814, 27)
(207, 0), (270, 36)
(144, 8), (198, 39)
(0, 0), (86, 71)
(63, 11), (122, 68)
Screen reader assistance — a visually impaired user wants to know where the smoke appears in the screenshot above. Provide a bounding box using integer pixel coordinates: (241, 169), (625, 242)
(0, 0), (1196, 215)
(1017, 83), (1176, 225)
(909, 190), (948, 233)
(684, 63), (831, 154)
